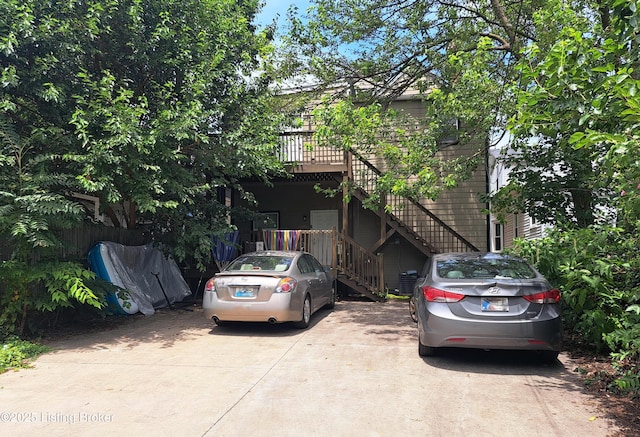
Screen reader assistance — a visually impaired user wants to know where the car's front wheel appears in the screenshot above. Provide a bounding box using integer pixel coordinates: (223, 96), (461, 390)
(293, 294), (311, 329)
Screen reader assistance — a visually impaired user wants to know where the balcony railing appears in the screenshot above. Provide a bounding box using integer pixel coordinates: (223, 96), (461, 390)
(278, 132), (347, 169)
(337, 233), (384, 295)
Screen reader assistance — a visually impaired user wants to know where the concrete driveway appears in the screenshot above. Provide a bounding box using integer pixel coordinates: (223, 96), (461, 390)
(0, 300), (619, 436)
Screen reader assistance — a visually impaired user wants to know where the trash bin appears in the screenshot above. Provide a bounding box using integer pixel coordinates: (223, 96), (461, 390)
(398, 270), (418, 295)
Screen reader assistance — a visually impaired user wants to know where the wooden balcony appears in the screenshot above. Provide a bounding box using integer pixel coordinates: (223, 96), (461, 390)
(278, 131), (348, 174)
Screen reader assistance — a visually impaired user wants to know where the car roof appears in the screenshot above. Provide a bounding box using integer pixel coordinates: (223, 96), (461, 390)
(432, 252), (521, 261)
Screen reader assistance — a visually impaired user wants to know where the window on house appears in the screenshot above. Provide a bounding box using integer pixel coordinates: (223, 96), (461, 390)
(252, 211), (279, 231)
(437, 117), (460, 146)
(514, 214), (519, 239)
(494, 223), (502, 251)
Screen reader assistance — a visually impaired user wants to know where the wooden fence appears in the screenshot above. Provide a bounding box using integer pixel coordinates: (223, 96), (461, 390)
(1, 225), (148, 263)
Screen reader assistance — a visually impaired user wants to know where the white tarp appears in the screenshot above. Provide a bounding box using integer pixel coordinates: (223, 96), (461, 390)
(88, 242), (192, 316)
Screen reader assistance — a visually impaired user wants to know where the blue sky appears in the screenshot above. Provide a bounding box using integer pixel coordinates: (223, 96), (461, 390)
(256, 0), (311, 27)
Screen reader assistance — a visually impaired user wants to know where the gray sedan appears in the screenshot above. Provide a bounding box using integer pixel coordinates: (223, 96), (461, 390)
(203, 251), (336, 328)
(413, 252), (562, 361)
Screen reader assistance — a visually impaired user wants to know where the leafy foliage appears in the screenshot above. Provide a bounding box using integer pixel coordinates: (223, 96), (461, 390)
(0, 111), (99, 336)
(0, 337), (50, 373)
(282, 0), (529, 208)
(310, 97), (484, 207)
(1, 0), (288, 266)
(0, 0), (288, 336)
(0, 260), (105, 337)
(511, 226), (640, 393)
(492, 1), (638, 228)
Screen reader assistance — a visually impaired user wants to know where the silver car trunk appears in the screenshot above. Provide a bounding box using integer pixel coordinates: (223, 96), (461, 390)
(214, 273), (285, 302)
(443, 279), (551, 320)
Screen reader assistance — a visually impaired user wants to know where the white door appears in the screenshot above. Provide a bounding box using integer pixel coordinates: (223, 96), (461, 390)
(309, 210), (339, 266)
(310, 210), (339, 230)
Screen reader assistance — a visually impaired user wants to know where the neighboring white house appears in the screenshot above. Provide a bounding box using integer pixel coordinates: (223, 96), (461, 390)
(487, 135), (552, 252)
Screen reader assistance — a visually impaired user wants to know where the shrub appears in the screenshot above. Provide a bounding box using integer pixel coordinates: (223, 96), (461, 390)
(511, 225), (640, 394)
(0, 337), (50, 373)
(0, 260), (106, 338)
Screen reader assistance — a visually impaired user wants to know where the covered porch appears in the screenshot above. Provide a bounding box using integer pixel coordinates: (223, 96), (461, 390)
(251, 229), (386, 302)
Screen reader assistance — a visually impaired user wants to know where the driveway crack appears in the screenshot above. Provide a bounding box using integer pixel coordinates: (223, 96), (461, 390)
(201, 330), (308, 436)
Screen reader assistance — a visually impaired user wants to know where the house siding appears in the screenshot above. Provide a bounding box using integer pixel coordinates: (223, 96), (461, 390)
(418, 172), (488, 251)
(235, 90), (488, 294)
(490, 211), (551, 252)
(502, 214), (517, 250)
(417, 139), (489, 251)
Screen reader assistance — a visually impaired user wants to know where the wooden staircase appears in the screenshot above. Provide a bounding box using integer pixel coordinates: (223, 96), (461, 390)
(296, 230), (385, 302)
(348, 151), (479, 256)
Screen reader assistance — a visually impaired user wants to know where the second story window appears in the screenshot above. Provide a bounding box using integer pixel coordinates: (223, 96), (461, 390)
(437, 117), (460, 147)
(494, 222), (503, 251)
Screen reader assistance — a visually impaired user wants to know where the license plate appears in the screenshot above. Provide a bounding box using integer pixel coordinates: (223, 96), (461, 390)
(481, 297), (509, 312)
(234, 288), (255, 298)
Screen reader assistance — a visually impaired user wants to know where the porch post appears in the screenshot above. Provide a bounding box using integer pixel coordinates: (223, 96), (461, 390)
(379, 190), (387, 242)
(343, 150), (352, 237)
(378, 252), (385, 296)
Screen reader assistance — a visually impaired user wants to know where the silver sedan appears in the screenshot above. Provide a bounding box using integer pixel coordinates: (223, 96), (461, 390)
(203, 251), (336, 328)
(413, 252), (563, 361)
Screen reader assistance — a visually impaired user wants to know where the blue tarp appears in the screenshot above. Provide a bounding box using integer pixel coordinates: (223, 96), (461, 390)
(88, 242), (191, 315)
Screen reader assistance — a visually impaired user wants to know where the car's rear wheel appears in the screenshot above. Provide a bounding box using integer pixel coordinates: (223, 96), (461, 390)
(294, 294), (311, 329)
(409, 297), (417, 323)
(418, 332), (436, 357)
(324, 285), (336, 309)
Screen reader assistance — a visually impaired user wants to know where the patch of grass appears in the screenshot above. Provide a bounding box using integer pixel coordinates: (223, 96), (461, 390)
(1, 337), (51, 373)
(386, 293), (410, 300)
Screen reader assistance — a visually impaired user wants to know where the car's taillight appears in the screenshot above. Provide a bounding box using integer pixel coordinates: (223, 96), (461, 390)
(204, 278), (215, 292)
(275, 277), (297, 293)
(422, 286), (465, 302)
(524, 288), (561, 304)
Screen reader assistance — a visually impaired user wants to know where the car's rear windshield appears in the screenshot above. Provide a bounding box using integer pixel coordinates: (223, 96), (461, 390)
(436, 257), (536, 279)
(226, 255), (293, 272)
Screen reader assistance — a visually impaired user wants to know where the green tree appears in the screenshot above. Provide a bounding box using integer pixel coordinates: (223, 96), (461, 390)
(504, 1), (640, 391)
(496, 0), (640, 229)
(284, 0), (638, 227)
(282, 0), (540, 206)
(0, 0), (286, 335)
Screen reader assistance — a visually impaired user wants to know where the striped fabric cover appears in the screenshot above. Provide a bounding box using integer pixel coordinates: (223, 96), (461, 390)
(262, 230), (301, 251)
